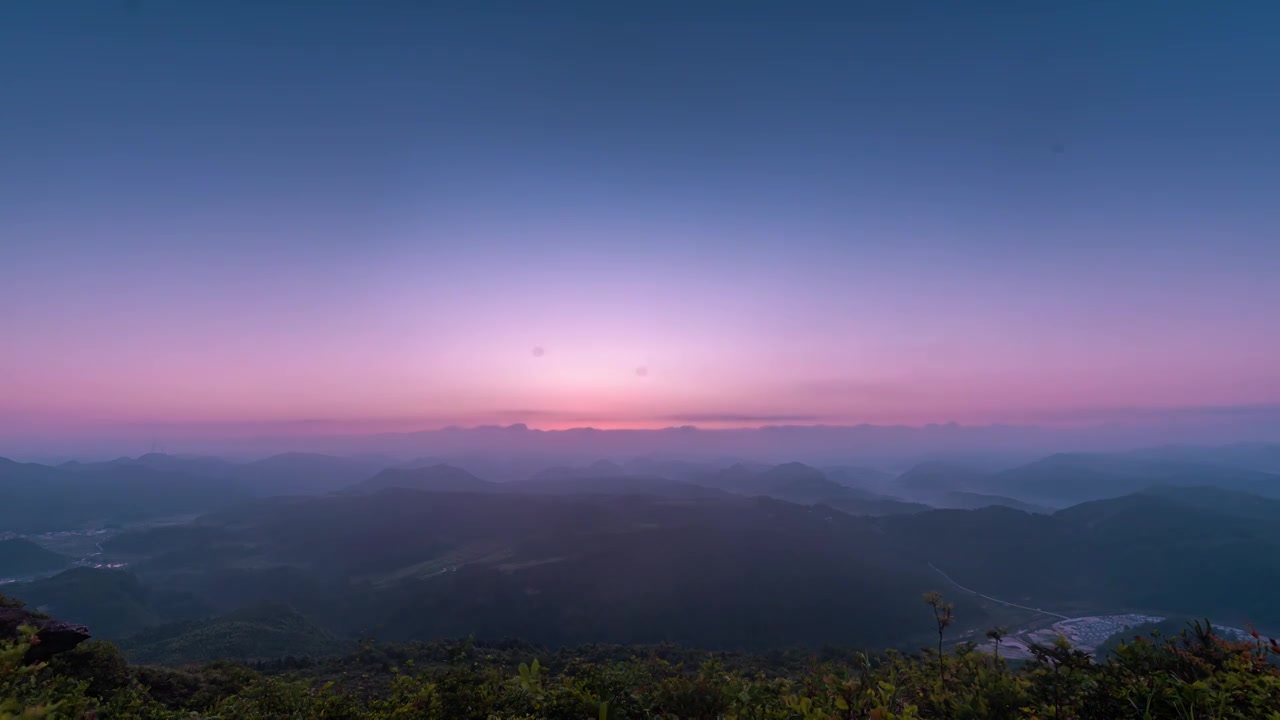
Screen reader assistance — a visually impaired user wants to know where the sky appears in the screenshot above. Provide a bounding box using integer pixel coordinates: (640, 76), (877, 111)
(2, 0), (1279, 443)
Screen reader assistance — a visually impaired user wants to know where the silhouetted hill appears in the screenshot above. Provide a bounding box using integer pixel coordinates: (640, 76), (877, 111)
(879, 487), (1280, 629)
(401, 454), (575, 484)
(97, 452), (239, 477)
(239, 453), (386, 495)
(352, 465), (495, 493)
(934, 490), (1050, 513)
(0, 457), (248, 532)
(760, 463), (933, 516)
(119, 602), (348, 665)
(895, 462), (989, 495)
(819, 493), (932, 517)
(0, 539), (70, 578)
(887, 463), (1045, 511)
(1138, 484), (1280, 525)
(505, 473), (727, 499)
(982, 452), (1280, 506)
(1129, 443), (1280, 473)
(68, 452), (405, 497)
(695, 462), (765, 491)
(619, 457), (719, 482)
(821, 464), (895, 491)
(8, 568), (210, 639)
(696, 462), (928, 515)
(754, 462), (843, 501)
(53, 452), (387, 497)
(528, 459), (626, 482)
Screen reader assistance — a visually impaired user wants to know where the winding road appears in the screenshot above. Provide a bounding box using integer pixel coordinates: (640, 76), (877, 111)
(928, 562), (1069, 620)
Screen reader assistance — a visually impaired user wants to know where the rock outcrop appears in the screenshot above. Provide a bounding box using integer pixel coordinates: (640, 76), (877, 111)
(0, 606), (92, 663)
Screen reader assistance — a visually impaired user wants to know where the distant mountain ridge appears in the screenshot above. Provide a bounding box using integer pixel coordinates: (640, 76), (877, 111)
(694, 462), (929, 516)
(528, 459), (627, 482)
(6, 445), (1279, 532)
(55, 451), (383, 496)
(934, 491), (1050, 514)
(506, 473), (727, 499)
(353, 465), (495, 493)
(884, 462), (1049, 512)
(1127, 443), (1280, 473)
(894, 462), (988, 494)
(0, 456), (248, 532)
(981, 452), (1280, 506)
(16, 420), (1278, 463)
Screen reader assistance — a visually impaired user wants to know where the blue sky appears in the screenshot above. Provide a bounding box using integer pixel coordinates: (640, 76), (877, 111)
(2, 1), (1278, 438)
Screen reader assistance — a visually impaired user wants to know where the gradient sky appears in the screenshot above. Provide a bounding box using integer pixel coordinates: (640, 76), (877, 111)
(2, 1), (1278, 438)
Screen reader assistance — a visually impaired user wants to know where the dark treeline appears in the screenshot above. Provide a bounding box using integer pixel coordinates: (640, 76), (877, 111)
(5, 590), (1280, 719)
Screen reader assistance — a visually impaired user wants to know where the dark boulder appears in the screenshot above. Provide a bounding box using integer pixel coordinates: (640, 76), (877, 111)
(0, 607), (92, 663)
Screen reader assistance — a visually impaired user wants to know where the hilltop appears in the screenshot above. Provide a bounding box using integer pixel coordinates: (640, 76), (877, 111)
(0, 539), (70, 578)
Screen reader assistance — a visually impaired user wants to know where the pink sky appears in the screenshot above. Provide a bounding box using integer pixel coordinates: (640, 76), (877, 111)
(4, 231), (1276, 437)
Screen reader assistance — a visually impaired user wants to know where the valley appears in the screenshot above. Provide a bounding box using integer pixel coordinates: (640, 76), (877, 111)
(4, 444), (1279, 665)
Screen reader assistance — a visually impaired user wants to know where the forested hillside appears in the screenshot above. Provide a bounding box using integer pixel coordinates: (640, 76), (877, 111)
(72, 491), (985, 651)
(5, 479), (1277, 662)
(0, 539), (69, 578)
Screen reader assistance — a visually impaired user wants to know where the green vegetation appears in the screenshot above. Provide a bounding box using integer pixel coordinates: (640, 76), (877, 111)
(7, 450), (1280, 716)
(119, 603), (350, 665)
(1092, 617), (1267, 662)
(10, 569), (210, 641)
(4, 591), (1280, 719)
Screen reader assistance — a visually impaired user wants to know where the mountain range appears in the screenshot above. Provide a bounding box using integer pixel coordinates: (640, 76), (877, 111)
(8, 463), (1280, 655)
(5, 443), (1279, 534)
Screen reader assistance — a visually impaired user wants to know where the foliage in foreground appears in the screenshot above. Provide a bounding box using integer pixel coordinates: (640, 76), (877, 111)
(3, 613), (1280, 720)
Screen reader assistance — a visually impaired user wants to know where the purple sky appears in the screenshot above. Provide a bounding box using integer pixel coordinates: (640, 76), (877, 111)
(2, 1), (1278, 444)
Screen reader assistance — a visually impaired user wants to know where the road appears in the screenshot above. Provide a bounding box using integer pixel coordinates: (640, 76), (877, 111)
(928, 562), (1070, 620)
